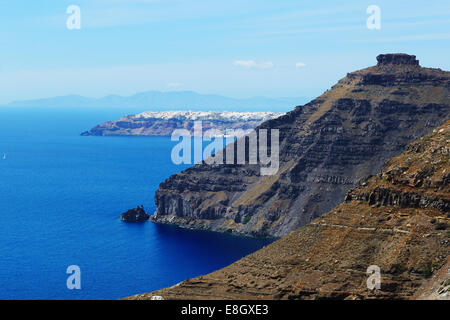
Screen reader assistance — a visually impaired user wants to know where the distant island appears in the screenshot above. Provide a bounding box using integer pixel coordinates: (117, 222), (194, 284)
(5, 90), (308, 112)
(81, 111), (285, 137)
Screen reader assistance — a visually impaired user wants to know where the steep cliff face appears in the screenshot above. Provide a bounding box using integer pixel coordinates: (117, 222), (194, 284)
(153, 54), (450, 237)
(128, 119), (450, 300)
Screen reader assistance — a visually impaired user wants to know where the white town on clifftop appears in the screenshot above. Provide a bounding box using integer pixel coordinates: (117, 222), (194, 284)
(130, 111), (285, 122)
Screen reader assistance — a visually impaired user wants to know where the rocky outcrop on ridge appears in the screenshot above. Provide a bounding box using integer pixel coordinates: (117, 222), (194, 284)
(152, 54), (450, 238)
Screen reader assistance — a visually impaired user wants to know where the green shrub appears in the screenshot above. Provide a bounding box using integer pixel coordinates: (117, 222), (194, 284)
(242, 216), (251, 225)
(421, 261), (433, 278)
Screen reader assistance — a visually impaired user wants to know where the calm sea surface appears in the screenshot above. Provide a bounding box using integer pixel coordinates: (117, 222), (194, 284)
(0, 107), (273, 300)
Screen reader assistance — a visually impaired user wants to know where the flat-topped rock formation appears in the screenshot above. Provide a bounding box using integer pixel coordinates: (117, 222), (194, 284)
(377, 53), (420, 66)
(152, 53), (450, 238)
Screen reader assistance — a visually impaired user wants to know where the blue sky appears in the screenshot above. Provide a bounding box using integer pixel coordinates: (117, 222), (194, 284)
(0, 0), (449, 104)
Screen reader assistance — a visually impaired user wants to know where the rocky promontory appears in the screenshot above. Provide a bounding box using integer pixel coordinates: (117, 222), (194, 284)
(127, 119), (450, 300)
(152, 53), (450, 238)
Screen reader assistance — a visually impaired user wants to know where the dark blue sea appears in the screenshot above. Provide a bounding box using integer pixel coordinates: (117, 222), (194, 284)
(0, 107), (273, 300)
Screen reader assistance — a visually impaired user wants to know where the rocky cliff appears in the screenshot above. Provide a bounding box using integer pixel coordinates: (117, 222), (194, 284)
(127, 119), (450, 300)
(81, 111), (283, 137)
(152, 54), (450, 237)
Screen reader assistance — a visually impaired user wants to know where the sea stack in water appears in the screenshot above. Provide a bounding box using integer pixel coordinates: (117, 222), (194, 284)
(121, 206), (150, 222)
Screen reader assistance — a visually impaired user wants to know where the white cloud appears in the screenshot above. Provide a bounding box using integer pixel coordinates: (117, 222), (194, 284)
(168, 82), (182, 88)
(295, 62), (306, 68)
(233, 60), (274, 69)
(233, 60), (256, 68)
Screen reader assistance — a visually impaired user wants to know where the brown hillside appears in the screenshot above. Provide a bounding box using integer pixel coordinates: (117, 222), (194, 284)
(128, 120), (450, 300)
